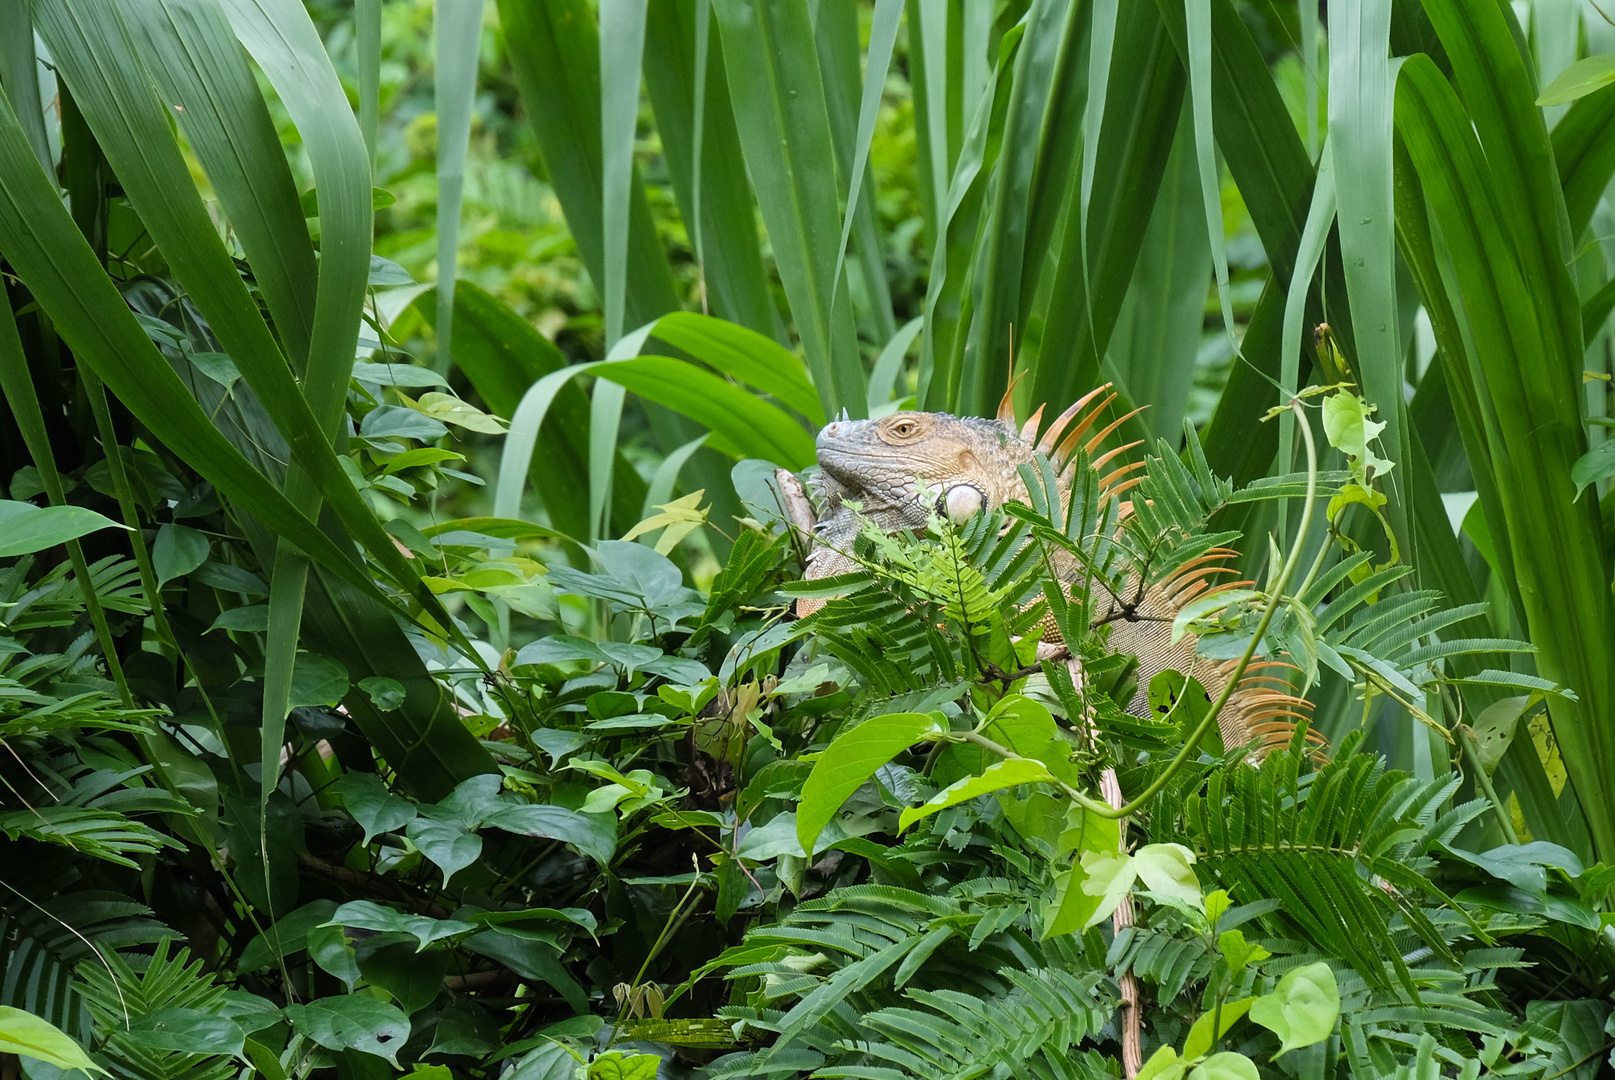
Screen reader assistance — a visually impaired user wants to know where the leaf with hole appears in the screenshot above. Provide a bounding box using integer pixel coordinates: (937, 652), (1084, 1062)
(284, 996), (411, 1066)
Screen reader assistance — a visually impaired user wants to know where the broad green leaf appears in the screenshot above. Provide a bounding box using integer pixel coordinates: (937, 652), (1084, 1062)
(495, 0), (680, 329)
(0, 501), (126, 557)
(1135, 1045), (1185, 1080)
(1537, 53), (1615, 106)
(1470, 695), (1530, 772)
(433, 0), (486, 370)
(1077, 848), (1137, 928)
(798, 712), (940, 854)
(411, 392), (508, 434)
(647, 312), (822, 424)
(1187, 1053), (1260, 1080)
(1182, 997), (1254, 1060)
(122, 1008), (246, 1059)
(1398, 53), (1615, 861)
(407, 818), (484, 886)
(0, 83), (374, 598)
(900, 758), (1055, 834)
(1133, 843), (1202, 911)
(1570, 440), (1615, 496)
(152, 523), (210, 586)
(324, 900), (476, 952)
(1217, 929), (1270, 976)
(484, 804), (617, 867)
(473, 906), (598, 937)
(1249, 961), (1340, 1055)
(284, 996), (411, 1067)
(0, 1006), (106, 1074)
(238, 899), (340, 971)
(1443, 841), (1584, 895)
(591, 355), (814, 467)
(1042, 861), (1100, 938)
(306, 924), (361, 988)
(711, 0), (864, 416)
(641, 0), (777, 334)
(288, 653), (349, 709)
(362, 943), (451, 1015)
(588, 1051), (660, 1080)
(207, 605), (271, 634)
(359, 676), (408, 712)
(121, 0), (317, 366)
(1327, 0), (1406, 559)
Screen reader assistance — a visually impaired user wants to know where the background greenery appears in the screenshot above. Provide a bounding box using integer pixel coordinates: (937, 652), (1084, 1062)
(3, 0), (1615, 1076)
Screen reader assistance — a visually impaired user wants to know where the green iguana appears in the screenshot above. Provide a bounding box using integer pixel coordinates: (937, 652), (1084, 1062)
(779, 385), (1313, 758)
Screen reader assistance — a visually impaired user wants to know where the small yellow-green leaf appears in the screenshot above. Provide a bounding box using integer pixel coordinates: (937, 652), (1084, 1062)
(409, 391), (510, 433)
(1133, 843), (1202, 910)
(1217, 929), (1270, 975)
(1135, 1045), (1185, 1080)
(1183, 997), (1254, 1060)
(1187, 1052), (1260, 1080)
(1249, 961), (1340, 1055)
(1078, 848), (1138, 928)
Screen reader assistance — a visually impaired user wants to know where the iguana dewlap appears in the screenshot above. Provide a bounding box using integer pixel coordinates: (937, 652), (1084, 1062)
(785, 390), (1313, 757)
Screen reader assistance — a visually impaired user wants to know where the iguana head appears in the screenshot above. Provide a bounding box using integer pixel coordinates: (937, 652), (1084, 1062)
(814, 411), (1032, 526)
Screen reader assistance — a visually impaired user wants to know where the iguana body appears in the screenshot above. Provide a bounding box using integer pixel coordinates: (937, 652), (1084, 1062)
(789, 389), (1313, 757)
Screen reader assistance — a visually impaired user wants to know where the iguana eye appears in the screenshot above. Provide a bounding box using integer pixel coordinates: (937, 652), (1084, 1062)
(891, 420), (917, 437)
(940, 484), (985, 524)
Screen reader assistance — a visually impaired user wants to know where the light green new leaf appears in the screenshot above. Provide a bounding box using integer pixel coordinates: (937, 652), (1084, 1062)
(798, 712), (939, 854)
(1249, 961), (1340, 1055)
(0, 1006), (106, 1074)
(1135, 1046), (1185, 1080)
(1188, 1053), (1260, 1080)
(1183, 998), (1255, 1061)
(1538, 53), (1615, 106)
(900, 758), (1055, 833)
(1077, 847), (1137, 928)
(1133, 843), (1202, 910)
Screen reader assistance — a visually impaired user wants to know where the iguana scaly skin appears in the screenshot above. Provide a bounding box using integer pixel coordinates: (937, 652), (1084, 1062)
(788, 388), (1314, 757)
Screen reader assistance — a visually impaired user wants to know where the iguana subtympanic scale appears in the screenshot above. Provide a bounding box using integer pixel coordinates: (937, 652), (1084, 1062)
(785, 387), (1313, 757)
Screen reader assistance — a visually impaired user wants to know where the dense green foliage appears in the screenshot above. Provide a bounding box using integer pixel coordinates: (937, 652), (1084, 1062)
(4, 0), (1615, 1077)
